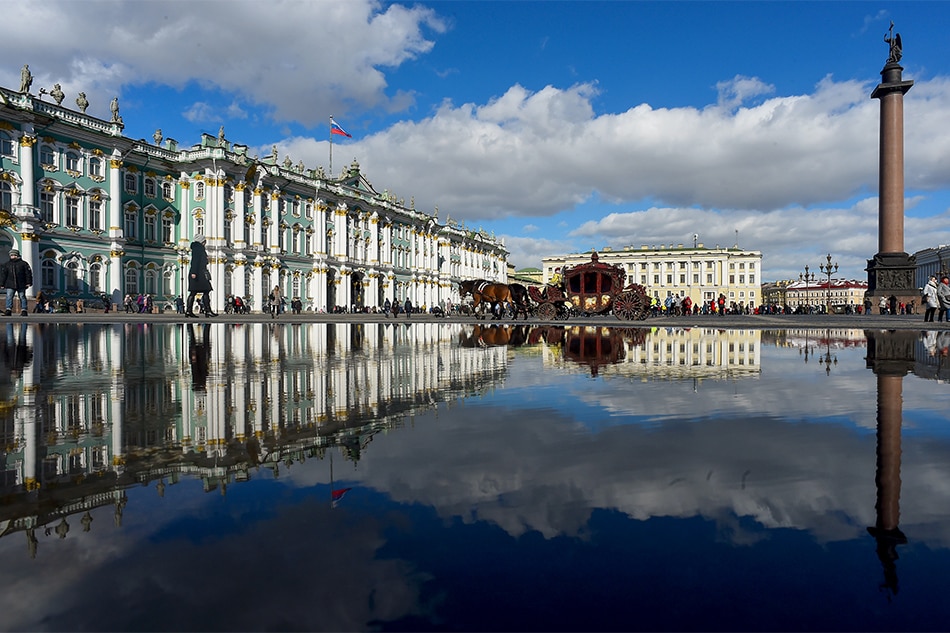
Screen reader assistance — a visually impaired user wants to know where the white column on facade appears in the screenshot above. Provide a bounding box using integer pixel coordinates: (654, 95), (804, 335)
(252, 256), (264, 312)
(232, 181), (247, 300)
(268, 191), (280, 253)
(207, 171), (225, 313)
(108, 152), (125, 301)
(333, 204), (348, 260)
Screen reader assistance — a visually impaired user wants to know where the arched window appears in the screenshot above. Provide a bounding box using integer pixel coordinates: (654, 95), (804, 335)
(124, 267), (138, 295)
(144, 178), (156, 198)
(41, 260), (56, 290)
(65, 151), (81, 174)
(162, 180), (174, 200)
(162, 269), (174, 297)
(89, 263), (102, 293)
(65, 261), (81, 292)
(124, 173), (137, 194)
(194, 181), (205, 200)
(195, 217), (204, 237)
(40, 145), (55, 166)
(144, 269), (157, 295)
(89, 157), (103, 179)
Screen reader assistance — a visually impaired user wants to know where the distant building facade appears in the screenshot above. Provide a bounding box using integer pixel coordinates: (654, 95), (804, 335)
(543, 243), (763, 309)
(783, 278), (869, 312)
(913, 245), (950, 287)
(0, 82), (507, 313)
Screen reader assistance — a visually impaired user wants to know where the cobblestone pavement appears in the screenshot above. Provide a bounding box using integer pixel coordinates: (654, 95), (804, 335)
(7, 309), (949, 331)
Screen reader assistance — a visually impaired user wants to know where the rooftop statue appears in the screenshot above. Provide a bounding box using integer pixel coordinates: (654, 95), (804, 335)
(76, 92), (89, 113)
(110, 96), (120, 122)
(153, 128), (163, 145)
(885, 20), (902, 64)
(19, 64), (33, 94)
(49, 83), (65, 105)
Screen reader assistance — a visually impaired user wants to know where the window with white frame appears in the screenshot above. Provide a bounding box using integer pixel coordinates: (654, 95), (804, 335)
(162, 181), (174, 200)
(125, 267), (138, 295)
(39, 190), (55, 223)
(144, 214), (156, 242)
(144, 178), (156, 198)
(0, 132), (15, 157)
(162, 269), (173, 297)
(65, 151), (81, 173)
(124, 173), (137, 194)
(89, 157), (103, 179)
(40, 145), (55, 166)
(89, 198), (103, 231)
(194, 181), (205, 200)
(195, 217), (204, 237)
(144, 269), (157, 295)
(89, 263), (102, 293)
(42, 260), (56, 290)
(162, 216), (172, 243)
(125, 210), (137, 238)
(65, 261), (81, 291)
(65, 194), (80, 226)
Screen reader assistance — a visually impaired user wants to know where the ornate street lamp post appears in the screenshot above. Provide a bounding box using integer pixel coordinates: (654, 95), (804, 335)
(800, 265), (816, 313)
(819, 254), (839, 315)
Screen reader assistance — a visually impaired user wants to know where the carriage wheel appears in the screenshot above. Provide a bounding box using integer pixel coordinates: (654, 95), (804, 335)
(538, 302), (557, 321)
(613, 290), (648, 320)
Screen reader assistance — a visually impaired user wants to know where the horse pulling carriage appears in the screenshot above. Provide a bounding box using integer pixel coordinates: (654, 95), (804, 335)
(458, 252), (650, 321)
(527, 252), (650, 321)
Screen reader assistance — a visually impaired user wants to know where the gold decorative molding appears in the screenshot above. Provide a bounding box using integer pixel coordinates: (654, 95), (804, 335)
(110, 159), (122, 169)
(19, 135), (37, 147)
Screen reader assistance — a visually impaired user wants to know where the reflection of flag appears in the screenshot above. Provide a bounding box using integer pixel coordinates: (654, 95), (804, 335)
(331, 487), (352, 508)
(330, 118), (352, 138)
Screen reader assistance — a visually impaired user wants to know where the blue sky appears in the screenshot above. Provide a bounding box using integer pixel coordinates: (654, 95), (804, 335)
(4, 1), (950, 279)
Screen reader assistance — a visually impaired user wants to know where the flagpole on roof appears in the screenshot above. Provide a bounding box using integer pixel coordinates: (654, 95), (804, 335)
(329, 115), (334, 177)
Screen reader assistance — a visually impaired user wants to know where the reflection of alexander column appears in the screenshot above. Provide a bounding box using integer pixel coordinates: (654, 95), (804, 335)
(864, 330), (916, 597)
(866, 22), (916, 309)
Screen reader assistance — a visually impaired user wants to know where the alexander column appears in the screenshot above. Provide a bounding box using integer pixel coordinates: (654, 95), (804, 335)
(867, 22), (916, 307)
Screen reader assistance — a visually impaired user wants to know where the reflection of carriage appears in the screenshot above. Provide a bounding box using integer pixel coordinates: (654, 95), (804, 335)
(527, 252), (650, 320)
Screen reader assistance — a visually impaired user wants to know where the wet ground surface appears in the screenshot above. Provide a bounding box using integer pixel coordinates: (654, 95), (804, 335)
(1, 322), (948, 630)
(9, 308), (947, 330)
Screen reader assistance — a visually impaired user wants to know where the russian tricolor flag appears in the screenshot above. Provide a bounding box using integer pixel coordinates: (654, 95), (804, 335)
(330, 118), (352, 138)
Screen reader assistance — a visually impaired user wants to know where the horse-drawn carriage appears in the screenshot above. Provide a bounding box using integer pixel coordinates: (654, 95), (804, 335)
(458, 252), (649, 321)
(527, 252), (650, 321)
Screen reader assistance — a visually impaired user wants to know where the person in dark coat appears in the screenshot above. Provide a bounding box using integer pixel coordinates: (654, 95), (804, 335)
(186, 234), (214, 317)
(1, 249), (33, 316)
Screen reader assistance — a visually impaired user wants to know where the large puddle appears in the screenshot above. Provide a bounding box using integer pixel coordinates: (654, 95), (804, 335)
(1, 323), (949, 631)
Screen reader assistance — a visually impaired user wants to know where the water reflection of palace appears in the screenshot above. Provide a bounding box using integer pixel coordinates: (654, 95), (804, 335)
(538, 326), (761, 379)
(0, 322), (507, 555)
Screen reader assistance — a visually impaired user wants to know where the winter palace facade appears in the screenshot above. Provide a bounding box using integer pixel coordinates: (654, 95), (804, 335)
(0, 78), (508, 313)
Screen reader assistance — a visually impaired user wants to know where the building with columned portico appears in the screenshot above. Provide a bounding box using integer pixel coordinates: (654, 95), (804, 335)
(0, 78), (507, 313)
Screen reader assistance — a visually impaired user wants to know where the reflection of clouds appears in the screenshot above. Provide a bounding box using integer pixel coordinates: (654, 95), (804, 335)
(0, 486), (426, 632)
(350, 390), (950, 549)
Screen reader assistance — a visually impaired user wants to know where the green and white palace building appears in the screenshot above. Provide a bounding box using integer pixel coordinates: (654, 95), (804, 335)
(0, 76), (508, 313)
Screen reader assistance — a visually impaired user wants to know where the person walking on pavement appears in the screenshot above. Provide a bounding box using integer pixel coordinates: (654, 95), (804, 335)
(404, 297), (412, 318)
(1, 249), (32, 316)
(936, 276), (950, 322)
(923, 275), (939, 322)
(186, 234), (215, 317)
(269, 285), (282, 319)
